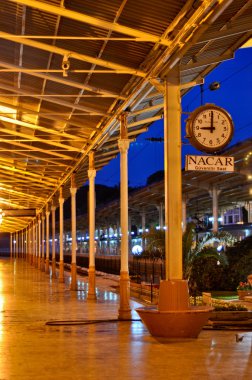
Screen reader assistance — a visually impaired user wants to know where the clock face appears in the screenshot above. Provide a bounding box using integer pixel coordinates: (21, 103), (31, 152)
(186, 105), (234, 153)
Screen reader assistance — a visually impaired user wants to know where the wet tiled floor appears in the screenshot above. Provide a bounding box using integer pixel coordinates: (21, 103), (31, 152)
(0, 258), (252, 380)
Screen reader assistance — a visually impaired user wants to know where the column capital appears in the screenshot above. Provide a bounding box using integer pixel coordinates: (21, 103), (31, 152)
(51, 205), (56, 212)
(209, 187), (222, 197)
(46, 211), (50, 217)
(118, 138), (130, 153)
(182, 193), (188, 201)
(71, 172), (77, 188)
(70, 187), (77, 196)
(119, 112), (129, 139)
(88, 169), (96, 179)
(59, 197), (64, 204)
(89, 151), (95, 170)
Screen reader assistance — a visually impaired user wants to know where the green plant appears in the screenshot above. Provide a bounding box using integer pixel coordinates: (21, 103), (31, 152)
(237, 281), (252, 291)
(189, 296), (248, 311)
(223, 236), (252, 290)
(142, 223), (233, 293)
(213, 303), (247, 311)
(182, 223), (230, 295)
(142, 227), (165, 259)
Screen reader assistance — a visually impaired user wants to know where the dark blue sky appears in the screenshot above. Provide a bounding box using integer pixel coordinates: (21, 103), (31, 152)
(96, 47), (252, 187)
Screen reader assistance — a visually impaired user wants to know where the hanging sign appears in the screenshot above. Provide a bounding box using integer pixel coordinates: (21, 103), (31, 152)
(185, 155), (234, 172)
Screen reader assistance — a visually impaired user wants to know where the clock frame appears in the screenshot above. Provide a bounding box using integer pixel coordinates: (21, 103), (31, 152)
(186, 104), (234, 153)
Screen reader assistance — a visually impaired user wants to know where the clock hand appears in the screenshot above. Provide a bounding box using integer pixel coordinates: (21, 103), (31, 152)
(200, 126), (216, 131)
(200, 112), (216, 132)
(210, 110), (214, 133)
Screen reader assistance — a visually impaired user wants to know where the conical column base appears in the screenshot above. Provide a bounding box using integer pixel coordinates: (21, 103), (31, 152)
(87, 266), (96, 300)
(59, 261), (65, 283)
(51, 258), (57, 278)
(118, 271), (132, 320)
(70, 263), (77, 290)
(40, 257), (45, 272)
(45, 258), (50, 274)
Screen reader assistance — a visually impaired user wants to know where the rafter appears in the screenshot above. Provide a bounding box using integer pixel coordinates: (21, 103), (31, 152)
(0, 163), (58, 185)
(0, 174), (54, 190)
(0, 124), (83, 152)
(0, 31), (146, 77)
(0, 99), (95, 135)
(0, 115), (88, 141)
(0, 186), (44, 201)
(0, 78), (105, 116)
(0, 60), (123, 98)
(7, 0), (171, 46)
(0, 138), (78, 160)
(0, 148), (72, 167)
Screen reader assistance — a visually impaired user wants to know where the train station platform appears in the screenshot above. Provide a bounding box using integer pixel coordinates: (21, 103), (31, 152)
(0, 258), (251, 380)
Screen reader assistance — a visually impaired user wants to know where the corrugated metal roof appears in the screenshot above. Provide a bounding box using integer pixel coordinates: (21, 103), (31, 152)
(0, 0), (251, 232)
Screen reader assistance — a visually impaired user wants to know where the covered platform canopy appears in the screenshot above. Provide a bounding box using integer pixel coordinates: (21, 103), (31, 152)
(0, 0), (252, 232)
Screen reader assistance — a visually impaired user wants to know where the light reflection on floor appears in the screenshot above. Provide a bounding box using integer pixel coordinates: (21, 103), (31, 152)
(1, 258), (252, 380)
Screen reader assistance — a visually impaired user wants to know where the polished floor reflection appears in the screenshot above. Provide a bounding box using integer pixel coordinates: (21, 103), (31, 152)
(0, 258), (251, 380)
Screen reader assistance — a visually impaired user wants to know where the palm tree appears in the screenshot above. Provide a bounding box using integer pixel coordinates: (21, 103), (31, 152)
(142, 227), (165, 260)
(183, 222), (231, 295)
(143, 223), (233, 294)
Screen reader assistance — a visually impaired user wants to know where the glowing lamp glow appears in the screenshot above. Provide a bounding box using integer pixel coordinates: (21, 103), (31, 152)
(132, 245), (143, 255)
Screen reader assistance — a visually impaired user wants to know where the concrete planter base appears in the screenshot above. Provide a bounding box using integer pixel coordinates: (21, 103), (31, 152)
(209, 311), (252, 321)
(206, 310), (252, 329)
(136, 305), (213, 339)
(237, 290), (252, 300)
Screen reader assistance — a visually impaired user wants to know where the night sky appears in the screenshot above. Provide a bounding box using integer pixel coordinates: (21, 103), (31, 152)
(95, 47), (252, 188)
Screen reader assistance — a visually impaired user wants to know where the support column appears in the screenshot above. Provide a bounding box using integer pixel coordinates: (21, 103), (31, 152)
(118, 112), (131, 320)
(30, 225), (33, 264)
(21, 230), (23, 258)
(59, 187), (65, 283)
(106, 226), (110, 254)
(34, 220), (38, 266)
(160, 74), (189, 311)
(87, 151), (97, 300)
(27, 226), (30, 263)
(32, 224), (35, 263)
(141, 211), (146, 250)
(16, 232), (19, 259)
(25, 227), (28, 261)
(160, 203), (164, 229)
(209, 186), (221, 233)
(10, 233), (13, 259)
(116, 222), (120, 255)
(13, 233), (16, 259)
(51, 205), (57, 278)
(128, 216), (132, 255)
(164, 76), (183, 280)
(24, 227), (28, 260)
(32, 224), (34, 263)
(15, 232), (17, 258)
(41, 214), (45, 271)
(38, 217), (41, 270)
(157, 203), (164, 229)
(70, 173), (77, 290)
(22, 230), (25, 258)
(45, 208), (50, 274)
(182, 194), (187, 233)
(35, 220), (38, 266)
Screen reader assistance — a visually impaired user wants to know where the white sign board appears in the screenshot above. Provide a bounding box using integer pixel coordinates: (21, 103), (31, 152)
(186, 155), (234, 172)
